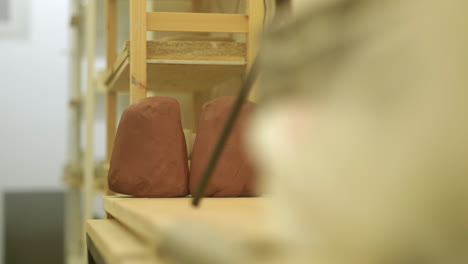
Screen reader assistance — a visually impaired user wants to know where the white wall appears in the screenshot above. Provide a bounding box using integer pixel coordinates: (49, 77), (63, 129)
(0, 1), (70, 263)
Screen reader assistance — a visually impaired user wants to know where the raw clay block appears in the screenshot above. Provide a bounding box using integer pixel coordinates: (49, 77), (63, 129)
(190, 96), (257, 197)
(108, 97), (189, 197)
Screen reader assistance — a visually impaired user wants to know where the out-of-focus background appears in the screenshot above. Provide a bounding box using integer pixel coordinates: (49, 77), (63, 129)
(0, 1), (69, 263)
(0, 0), (125, 262)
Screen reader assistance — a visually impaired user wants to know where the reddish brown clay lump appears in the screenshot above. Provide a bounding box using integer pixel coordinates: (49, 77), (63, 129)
(190, 96), (257, 197)
(108, 97), (189, 197)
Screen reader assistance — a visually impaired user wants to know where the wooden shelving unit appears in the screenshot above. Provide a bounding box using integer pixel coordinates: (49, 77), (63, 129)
(82, 0), (288, 263)
(102, 0), (266, 196)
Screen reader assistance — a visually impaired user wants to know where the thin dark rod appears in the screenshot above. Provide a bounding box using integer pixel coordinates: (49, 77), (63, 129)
(192, 60), (260, 207)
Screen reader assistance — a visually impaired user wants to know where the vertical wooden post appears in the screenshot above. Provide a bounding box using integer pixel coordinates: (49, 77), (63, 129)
(106, 0), (117, 196)
(246, 0), (264, 102)
(84, 0), (96, 222)
(84, 0), (96, 260)
(130, 0), (147, 103)
(66, 0), (83, 262)
(192, 0), (208, 13)
(192, 0), (210, 36)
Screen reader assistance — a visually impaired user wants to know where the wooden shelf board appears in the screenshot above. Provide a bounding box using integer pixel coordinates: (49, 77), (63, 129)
(105, 40), (246, 93)
(87, 219), (156, 264)
(103, 197), (268, 244)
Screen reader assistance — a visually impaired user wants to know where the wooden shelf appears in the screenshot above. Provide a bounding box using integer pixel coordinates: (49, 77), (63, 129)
(87, 219), (157, 264)
(103, 197), (267, 244)
(104, 40), (247, 93)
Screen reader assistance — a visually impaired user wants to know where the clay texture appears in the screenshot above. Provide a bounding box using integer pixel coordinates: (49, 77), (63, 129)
(108, 97), (189, 197)
(190, 97), (257, 197)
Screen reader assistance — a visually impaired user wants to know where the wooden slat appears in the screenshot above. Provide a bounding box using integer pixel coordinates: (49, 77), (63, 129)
(246, 0), (265, 102)
(130, 0), (147, 103)
(105, 92), (116, 166)
(105, 0), (117, 197)
(106, 0), (117, 67)
(84, 0), (97, 223)
(104, 43), (130, 88)
(84, 0), (97, 259)
(104, 40), (246, 92)
(191, 0), (211, 37)
(87, 220), (155, 264)
(192, 0), (210, 13)
(146, 12), (249, 33)
(107, 60), (245, 93)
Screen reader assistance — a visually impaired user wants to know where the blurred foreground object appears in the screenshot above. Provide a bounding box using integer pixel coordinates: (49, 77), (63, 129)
(247, 0), (468, 263)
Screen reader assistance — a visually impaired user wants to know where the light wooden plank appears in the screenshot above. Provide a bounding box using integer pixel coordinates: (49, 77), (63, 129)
(192, 0), (210, 13)
(84, 0), (96, 223)
(106, 0), (117, 67)
(191, 0), (211, 37)
(105, 1), (117, 197)
(108, 61), (245, 93)
(105, 92), (116, 167)
(104, 43), (129, 88)
(104, 40), (246, 92)
(105, 40), (117, 196)
(105, 40), (245, 81)
(246, 0), (264, 68)
(146, 39), (245, 60)
(107, 56), (130, 92)
(246, 0), (264, 102)
(130, 0), (147, 103)
(105, 92), (116, 198)
(84, 0), (97, 260)
(146, 59), (245, 65)
(103, 197), (268, 244)
(146, 12), (249, 33)
(87, 220), (156, 264)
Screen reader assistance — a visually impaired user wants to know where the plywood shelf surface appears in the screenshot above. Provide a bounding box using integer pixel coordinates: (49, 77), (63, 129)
(103, 197), (267, 244)
(105, 40), (246, 93)
(87, 219), (157, 264)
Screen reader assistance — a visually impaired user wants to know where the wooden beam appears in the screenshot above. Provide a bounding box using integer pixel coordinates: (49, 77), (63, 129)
(146, 12), (249, 33)
(84, 0), (96, 223)
(191, 0), (211, 36)
(105, 93), (116, 163)
(192, 0), (210, 13)
(246, 0), (264, 101)
(130, 0), (147, 103)
(67, 1), (83, 260)
(103, 197), (267, 245)
(246, 1), (263, 71)
(106, 0), (117, 67)
(105, 0), (117, 197)
(105, 91), (116, 196)
(84, 0), (97, 259)
(87, 220), (154, 264)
